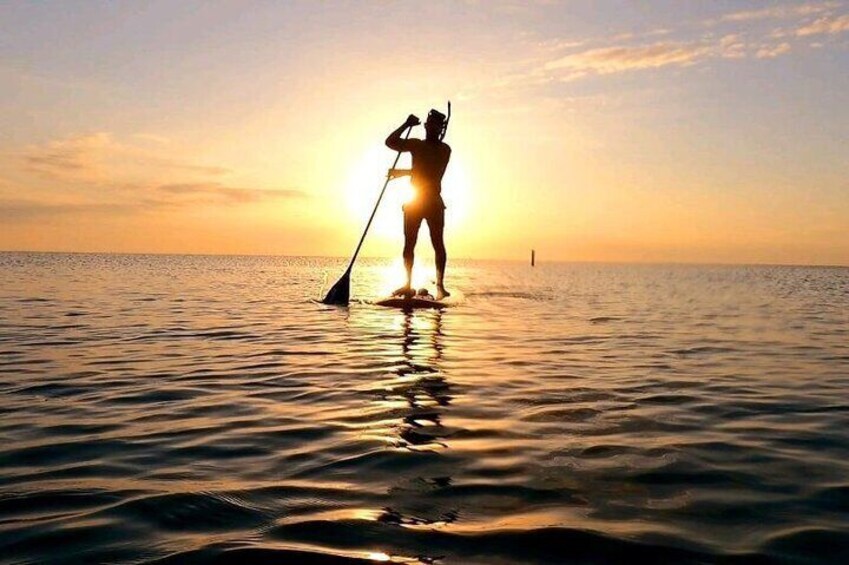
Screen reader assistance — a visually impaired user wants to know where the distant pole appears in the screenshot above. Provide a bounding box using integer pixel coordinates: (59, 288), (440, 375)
(531, 249), (535, 267)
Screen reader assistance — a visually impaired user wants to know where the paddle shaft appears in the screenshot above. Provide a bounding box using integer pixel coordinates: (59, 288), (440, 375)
(344, 126), (413, 274)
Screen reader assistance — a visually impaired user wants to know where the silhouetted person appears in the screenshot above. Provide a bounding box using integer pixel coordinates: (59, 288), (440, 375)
(385, 109), (452, 300)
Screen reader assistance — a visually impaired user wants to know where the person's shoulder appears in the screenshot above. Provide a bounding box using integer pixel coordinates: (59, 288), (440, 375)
(441, 141), (452, 153)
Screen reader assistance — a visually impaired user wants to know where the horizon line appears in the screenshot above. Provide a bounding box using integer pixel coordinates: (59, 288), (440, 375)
(1, 249), (846, 270)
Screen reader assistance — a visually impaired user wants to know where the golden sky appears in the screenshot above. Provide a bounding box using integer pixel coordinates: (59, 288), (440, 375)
(1, 1), (848, 265)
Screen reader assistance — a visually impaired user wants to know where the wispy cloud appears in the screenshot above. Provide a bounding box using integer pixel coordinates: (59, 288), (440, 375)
(2, 132), (305, 225)
(156, 183), (305, 204)
(532, 3), (849, 82)
(545, 42), (712, 76)
(21, 133), (230, 181)
(24, 132), (111, 179)
(719, 1), (841, 23)
(0, 199), (139, 222)
(0, 182), (305, 223)
(458, 1), (848, 105)
(756, 42), (793, 58)
(796, 13), (849, 34)
(721, 2), (849, 40)
(541, 32), (769, 79)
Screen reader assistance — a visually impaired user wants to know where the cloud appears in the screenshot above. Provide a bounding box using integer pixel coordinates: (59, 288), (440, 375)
(537, 24), (801, 80)
(155, 183), (305, 204)
(24, 132), (111, 179)
(4, 132), (306, 225)
(541, 34), (769, 77)
(718, 34), (748, 58)
(21, 132), (230, 181)
(0, 199), (138, 222)
(756, 42), (793, 58)
(719, 1), (841, 23)
(796, 13), (849, 35)
(464, 1), (842, 97)
(0, 181), (305, 224)
(545, 42), (712, 75)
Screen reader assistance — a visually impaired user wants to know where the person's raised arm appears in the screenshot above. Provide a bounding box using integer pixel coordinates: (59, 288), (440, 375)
(385, 114), (420, 151)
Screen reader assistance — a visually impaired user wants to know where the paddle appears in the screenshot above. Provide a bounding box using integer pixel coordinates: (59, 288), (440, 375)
(322, 125), (414, 305)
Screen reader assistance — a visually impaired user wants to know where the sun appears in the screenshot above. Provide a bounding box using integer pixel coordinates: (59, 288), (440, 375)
(343, 144), (413, 239)
(441, 155), (471, 230)
(345, 143), (469, 221)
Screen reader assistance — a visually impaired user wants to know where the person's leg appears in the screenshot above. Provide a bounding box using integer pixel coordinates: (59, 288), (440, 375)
(427, 208), (449, 299)
(396, 211), (422, 296)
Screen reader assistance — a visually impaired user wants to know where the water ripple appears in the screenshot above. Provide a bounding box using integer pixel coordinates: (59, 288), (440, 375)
(1, 253), (848, 564)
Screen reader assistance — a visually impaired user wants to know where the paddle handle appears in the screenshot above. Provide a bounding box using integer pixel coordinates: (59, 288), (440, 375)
(345, 126), (413, 273)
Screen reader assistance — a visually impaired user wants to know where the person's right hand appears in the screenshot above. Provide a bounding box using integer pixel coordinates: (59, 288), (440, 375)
(405, 114), (420, 127)
(387, 168), (411, 179)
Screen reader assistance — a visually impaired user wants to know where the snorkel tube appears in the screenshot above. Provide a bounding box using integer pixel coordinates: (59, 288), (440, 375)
(440, 101), (451, 141)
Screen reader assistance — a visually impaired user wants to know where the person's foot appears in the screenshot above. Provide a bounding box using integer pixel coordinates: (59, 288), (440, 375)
(436, 286), (450, 300)
(393, 285), (414, 298)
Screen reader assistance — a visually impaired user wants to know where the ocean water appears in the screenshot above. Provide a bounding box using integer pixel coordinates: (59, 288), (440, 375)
(1, 252), (848, 565)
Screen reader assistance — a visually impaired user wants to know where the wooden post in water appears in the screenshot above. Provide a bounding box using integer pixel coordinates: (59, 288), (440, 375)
(531, 249), (535, 267)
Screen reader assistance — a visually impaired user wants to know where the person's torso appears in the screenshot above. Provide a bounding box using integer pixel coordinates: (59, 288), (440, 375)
(410, 140), (451, 200)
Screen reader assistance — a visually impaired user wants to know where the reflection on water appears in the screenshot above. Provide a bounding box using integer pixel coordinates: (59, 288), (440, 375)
(393, 311), (452, 451)
(1, 253), (849, 564)
(368, 310), (460, 531)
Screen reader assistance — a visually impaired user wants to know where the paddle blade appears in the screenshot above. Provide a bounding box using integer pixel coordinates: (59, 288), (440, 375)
(322, 271), (350, 305)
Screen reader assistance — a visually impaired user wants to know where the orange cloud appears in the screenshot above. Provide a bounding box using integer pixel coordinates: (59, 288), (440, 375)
(541, 34), (775, 77)
(21, 132), (230, 182)
(0, 199), (137, 222)
(720, 1), (840, 22)
(24, 132), (111, 179)
(545, 42), (712, 75)
(3, 132), (306, 227)
(0, 181), (305, 224)
(155, 183), (304, 204)
(756, 42), (792, 58)
(797, 14), (849, 35)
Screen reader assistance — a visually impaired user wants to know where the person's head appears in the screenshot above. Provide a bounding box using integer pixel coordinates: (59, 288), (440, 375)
(425, 109), (447, 141)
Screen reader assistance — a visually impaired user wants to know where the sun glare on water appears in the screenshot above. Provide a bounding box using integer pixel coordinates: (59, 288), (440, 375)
(372, 257), (438, 296)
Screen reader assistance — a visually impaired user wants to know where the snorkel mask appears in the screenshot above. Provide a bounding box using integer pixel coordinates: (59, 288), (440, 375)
(426, 101), (451, 141)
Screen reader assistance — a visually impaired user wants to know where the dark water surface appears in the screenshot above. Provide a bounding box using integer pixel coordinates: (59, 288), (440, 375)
(2, 253), (848, 564)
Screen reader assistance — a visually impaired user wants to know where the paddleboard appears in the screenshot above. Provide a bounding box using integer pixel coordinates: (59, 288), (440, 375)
(375, 294), (447, 310)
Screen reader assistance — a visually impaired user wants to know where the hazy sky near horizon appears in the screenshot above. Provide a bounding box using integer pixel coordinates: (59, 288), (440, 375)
(2, 1), (848, 264)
